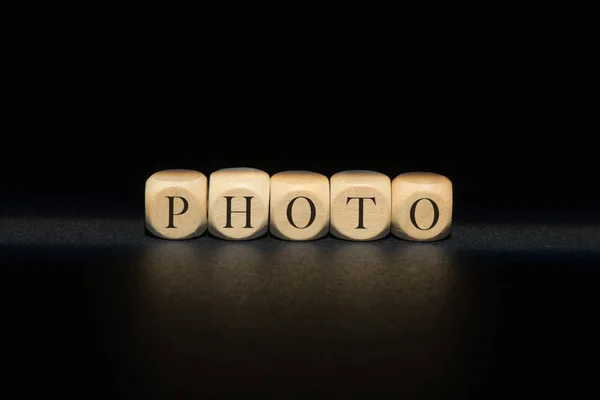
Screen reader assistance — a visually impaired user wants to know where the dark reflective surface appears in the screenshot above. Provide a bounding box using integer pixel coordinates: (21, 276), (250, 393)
(1, 220), (599, 397)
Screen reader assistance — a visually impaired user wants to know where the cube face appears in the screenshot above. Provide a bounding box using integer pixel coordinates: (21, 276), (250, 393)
(208, 167), (270, 240)
(330, 170), (391, 241)
(145, 169), (208, 240)
(269, 171), (330, 241)
(391, 172), (452, 241)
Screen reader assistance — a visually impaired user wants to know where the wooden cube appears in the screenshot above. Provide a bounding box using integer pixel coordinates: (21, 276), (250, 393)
(330, 170), (391, 241)
(208, 167), (270, 240)
(391, 172), (452, 241)
(145, 169), (208, 240)
(269, 171), (330, 241)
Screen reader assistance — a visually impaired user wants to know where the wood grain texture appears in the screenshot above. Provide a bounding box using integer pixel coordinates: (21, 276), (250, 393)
(145, 169), (207, 240)
(330, 170), (391, 241)
(269, 170), (330, 241)
(208, 167), (270, 240)
(391, 172), (453, 241)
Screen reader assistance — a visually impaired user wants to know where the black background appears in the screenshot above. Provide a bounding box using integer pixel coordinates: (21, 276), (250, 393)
(2, 98), (597, 220)
(1, 100), (599, 398)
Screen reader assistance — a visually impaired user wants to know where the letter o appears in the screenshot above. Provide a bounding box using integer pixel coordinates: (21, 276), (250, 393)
(409, 198), (439, 230)
(286, 196), (316, 229)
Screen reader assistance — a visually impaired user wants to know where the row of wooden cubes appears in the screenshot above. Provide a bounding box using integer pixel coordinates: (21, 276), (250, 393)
(145, 168), (452, 241)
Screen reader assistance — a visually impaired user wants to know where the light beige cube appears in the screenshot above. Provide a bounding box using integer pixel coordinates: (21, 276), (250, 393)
(330, 170), (391, 241)
(208, 167), (270, 240)
(145, 169), (208, 240)
(391, 172), (452, 241)
(269, 171), (329, 241)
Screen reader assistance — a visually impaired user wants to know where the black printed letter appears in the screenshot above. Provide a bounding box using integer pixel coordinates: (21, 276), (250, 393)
(286, 196), (316, 229)
(409, 198), (439, 230)
(346, 197), (376, 229)
(166, 196), (189, 228)
(223, 196), (254, 228)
